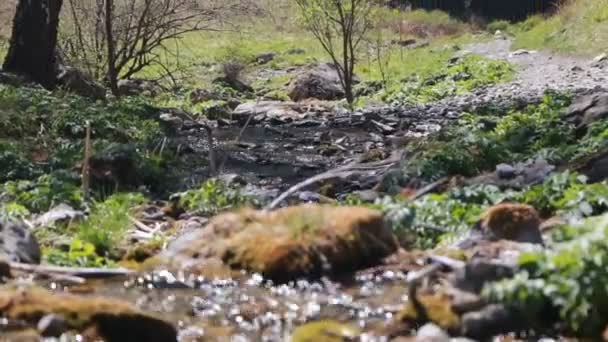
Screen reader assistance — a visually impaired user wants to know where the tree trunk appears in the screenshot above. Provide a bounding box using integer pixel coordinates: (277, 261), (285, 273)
(104, 0), (119, 96)
(2, 0), (64, 89)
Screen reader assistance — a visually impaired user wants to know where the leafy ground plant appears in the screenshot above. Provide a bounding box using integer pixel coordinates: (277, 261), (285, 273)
(383, 54), (514, 105)
(485, 212), (608, 337)
(179, 179), (257, 216)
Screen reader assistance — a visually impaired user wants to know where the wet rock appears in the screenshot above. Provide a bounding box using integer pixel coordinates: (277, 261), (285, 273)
(34, 204), (84, 227)
(477, 203), (543, 244)
(288, 63), (356, 102)
(117, 78), (162, 97)
(0, 258), (10, 281)
(415, 323), (450, 342)
(466, 158), (554, 189)
(398, 292), (460, 331)
(495, 163), (516, 179)
(564, 91), (608, 130)
(56, 65), (106, 100)
(0, 221), (41, 264)
(451, 259), (515, 294)
(460, 304), (522, 340)
(291, 320), (360, 342)
(593, 53), (608, 64)
(0, 285), (177, 342)
(154, 205), (397, 282)
(37, 314), (68, 338)
(572, 148), (608, 183)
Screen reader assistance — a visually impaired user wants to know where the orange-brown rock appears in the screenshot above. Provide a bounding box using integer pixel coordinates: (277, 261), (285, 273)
(153, 205), (397, 282)
(478, 203), (543, 244)
(0, 285), (176, 342)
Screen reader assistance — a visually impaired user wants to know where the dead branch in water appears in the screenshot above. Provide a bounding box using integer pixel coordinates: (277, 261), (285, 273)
(10, 262), (134, 279)
(265, 151), (402, 210)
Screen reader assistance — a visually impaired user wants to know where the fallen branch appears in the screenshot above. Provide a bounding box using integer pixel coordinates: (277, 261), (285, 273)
(10, 262), (134, 279)
(409, 177), (449, 201)
(266, 151), (402, 210)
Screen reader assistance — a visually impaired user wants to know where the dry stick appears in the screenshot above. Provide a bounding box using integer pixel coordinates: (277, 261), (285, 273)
(409, 177), (450, 201)
(217, 97), (259, 174)
(10, 262), (134, 279)
(265, 152), (402, 210)
(81, 121), (92, 201)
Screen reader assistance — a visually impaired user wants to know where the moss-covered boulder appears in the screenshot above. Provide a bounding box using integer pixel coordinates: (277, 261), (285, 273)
(153, 205), (397, 282)
(0, 285), (176, 342)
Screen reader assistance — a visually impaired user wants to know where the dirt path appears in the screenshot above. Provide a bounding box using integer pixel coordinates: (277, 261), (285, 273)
(421, 35), (607, 116)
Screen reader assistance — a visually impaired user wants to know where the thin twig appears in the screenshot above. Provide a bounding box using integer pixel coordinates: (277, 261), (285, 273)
(10, 262), (134, 279)
(82, 121), (92, 200)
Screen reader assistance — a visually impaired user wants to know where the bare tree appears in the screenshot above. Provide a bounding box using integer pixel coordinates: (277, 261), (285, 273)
(3, 0), (64, 88)
(61, 0), (231, 87)
(295, 0), (375, 106)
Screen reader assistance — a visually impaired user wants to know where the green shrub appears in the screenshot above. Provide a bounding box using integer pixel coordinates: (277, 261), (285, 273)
(77, 192), (146, 254)
(384, 54), (514, 105)
(485, 212), (608, 337)
(0, 172), (83, 213)
(179, 179), (257, 216)
(44, 239), (115, 268)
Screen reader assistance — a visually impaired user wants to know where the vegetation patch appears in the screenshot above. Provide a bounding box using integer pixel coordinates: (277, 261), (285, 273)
(383, 54), (514, 106)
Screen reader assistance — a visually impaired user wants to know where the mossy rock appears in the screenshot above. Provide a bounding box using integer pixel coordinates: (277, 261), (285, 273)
(0, 285), (176, 342)
(153, 205), (398, 282)
(291, 320), (360, 342)
(398, 292), (460, 331)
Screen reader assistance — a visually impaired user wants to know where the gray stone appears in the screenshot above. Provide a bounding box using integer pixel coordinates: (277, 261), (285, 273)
(56, 65), (106, 100)
(0, 221), (41, 264)
(495, 163), (516, 179)
(288, 63), (357, 102)
(416, 323), (450, 342)
(38, 314), (68, 338)
(451, 259), (515, 294)
(35, 203), (84, 227)
(461, 304), (521, 339)
(117, 78), (162, 97)
(256, 52), (276, 65)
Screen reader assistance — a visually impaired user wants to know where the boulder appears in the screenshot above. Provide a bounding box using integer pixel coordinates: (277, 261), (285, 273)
(0, 285), (177, 342)
(465, 158), (554, 189)
(0, 221), (40, 264)
(153, 205), (397, 282)
(117, 78), (162, 97)
(288, 63), (357, 102)
(477, 203), (543, 245)
(564, 91), (608, 130)
(56, 65), (106, 100)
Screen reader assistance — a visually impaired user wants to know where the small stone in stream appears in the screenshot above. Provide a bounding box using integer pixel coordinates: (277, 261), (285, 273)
(460, 304), (522, 340)
(415, 323), (450, 342)
(0, 258), (10, 281)
(38, 314), (68, 338)
(451, 259), (515, 294)
(476, 203), (543, 244)
(495, 163), (516, 179)
(0, 220), (41, 264)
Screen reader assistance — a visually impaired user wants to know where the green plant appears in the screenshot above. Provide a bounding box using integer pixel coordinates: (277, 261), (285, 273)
(384, 54), (514, 105)
(77, 192), (146, 254)
(45, 239), (115, 268)
(485, 212), (608, 337)
(179, 179), (257, 216)
(0, 172), (83, 212)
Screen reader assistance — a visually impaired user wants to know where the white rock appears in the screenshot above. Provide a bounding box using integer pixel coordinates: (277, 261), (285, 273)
(416, 323), (450, 342)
